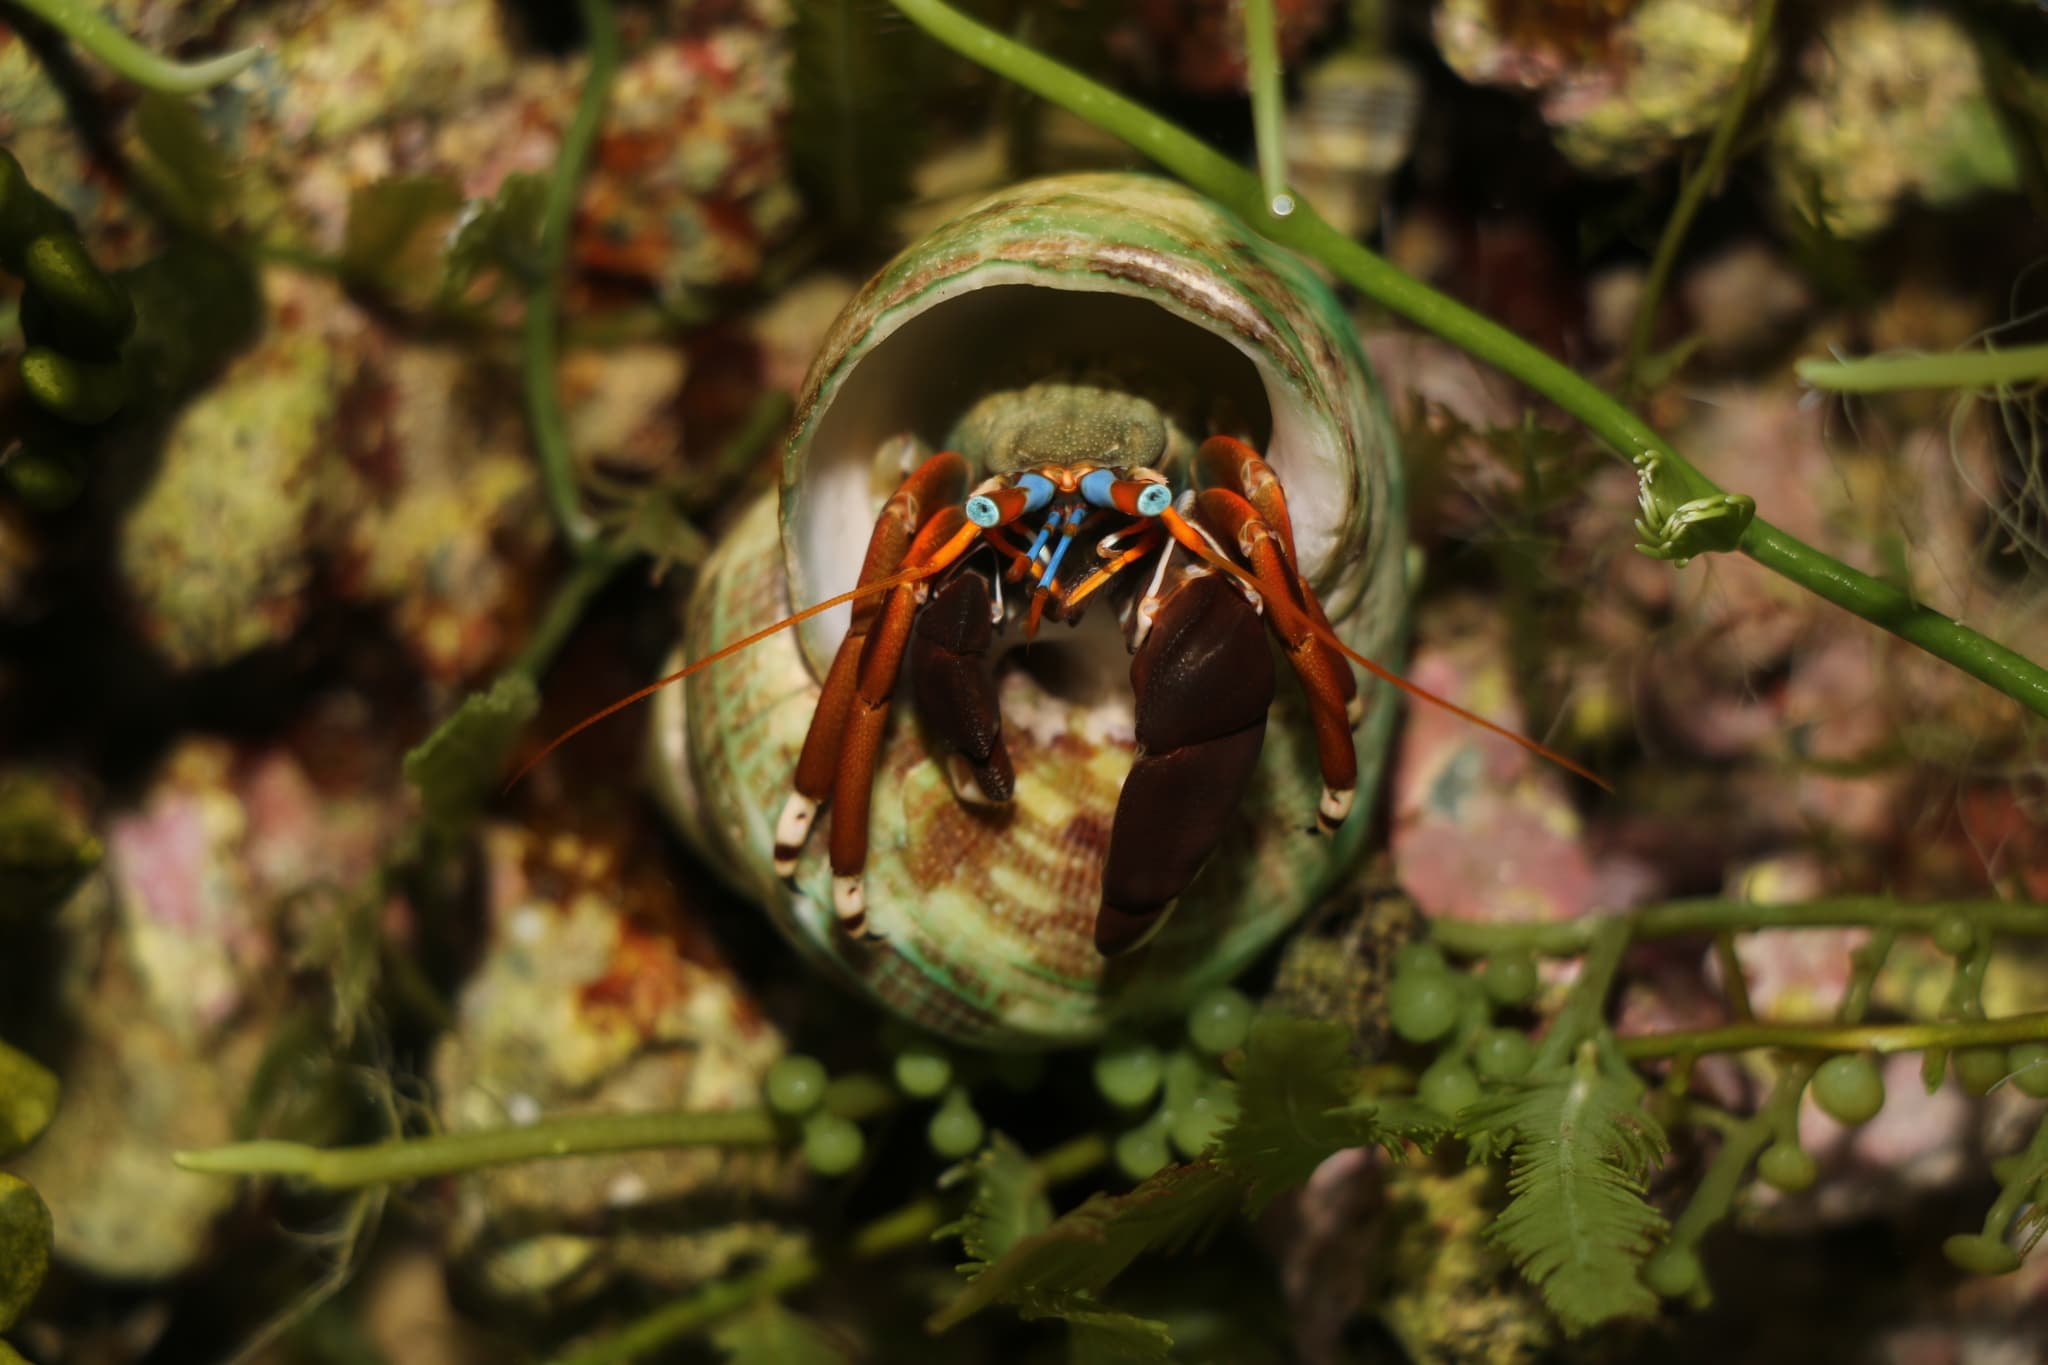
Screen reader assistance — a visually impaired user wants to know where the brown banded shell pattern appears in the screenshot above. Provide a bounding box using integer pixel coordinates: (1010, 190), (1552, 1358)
(649, 174), (1406, 1047)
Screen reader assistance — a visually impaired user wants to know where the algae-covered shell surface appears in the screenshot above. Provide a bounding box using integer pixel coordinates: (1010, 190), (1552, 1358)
(651, 173), (1406, 1046)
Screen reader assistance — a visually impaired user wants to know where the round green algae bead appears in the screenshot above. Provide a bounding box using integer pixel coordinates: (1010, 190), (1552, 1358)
(1169, 1078), (1238, 1158)
(1479, 950), (1539, 1006)
(894, 1043), (953, 1099)
(1812, 1055), (1885, 1126)
(1114, 1125), (1170, 1181)
(1930, 913), (1975, 957)
(764, 1054), (828, 1116)
(1756, 1142), (1817, 1193)
(1418, 1059), (1481, 1118)
(1186, 987), (1254, 1056)
(2007, 1043), (2048, 1099)
(801, 1113), (865, 1176)
(1389, 968), (1462, 1044)
(1641, 1245), (1702, 1298)
(927, 1089), (985, 1159)
(1093, 1041), (1164, 1109)
(1473, 1028), (1535, 1081)
(1953, 1047), (2010, 1097)
(1393, 941), (1446, 977)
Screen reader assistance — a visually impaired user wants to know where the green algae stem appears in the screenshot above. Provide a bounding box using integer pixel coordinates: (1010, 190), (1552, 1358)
(1796, 343), (2048, 393)
(8, 0), (259, 95)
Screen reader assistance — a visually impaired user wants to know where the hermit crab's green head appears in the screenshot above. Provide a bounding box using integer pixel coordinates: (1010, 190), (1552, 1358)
(949, 381), (1178, 476)
(649, 173), (1407, 1047)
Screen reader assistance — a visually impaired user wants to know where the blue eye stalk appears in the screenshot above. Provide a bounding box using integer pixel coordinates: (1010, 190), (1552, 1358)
(1079, 468), (1171, 517)
(963, 469), (1170, 529)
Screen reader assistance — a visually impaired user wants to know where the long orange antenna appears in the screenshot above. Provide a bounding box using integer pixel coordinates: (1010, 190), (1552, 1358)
(1158, 509), (1611, 792)
(506, 525), (979, 790)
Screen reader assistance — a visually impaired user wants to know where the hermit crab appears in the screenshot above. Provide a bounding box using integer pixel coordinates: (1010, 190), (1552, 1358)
(638, 173), (1415, 1046)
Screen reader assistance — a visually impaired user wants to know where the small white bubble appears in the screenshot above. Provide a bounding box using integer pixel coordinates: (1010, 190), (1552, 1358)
(507, 1093), (541, 1126)
(1269, 193), (1296, 217)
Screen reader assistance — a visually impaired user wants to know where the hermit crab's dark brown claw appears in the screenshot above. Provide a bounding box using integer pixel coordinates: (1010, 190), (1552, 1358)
(1193, 485), (1359, 833)
(1097, 572), (1274, 956)
(911, 569), (1014, 806)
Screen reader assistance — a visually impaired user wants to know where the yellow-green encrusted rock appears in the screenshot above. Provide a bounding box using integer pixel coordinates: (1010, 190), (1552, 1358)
(0, 1174), (51, 1331)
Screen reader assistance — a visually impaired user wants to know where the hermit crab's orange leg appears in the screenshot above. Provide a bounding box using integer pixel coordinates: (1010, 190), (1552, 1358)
(1199, 435), (1361, 722)
(1199, 436), (1301, 564)
(825, 505), (975, 932)
(1192, 486), (1359, 832)
(773, 451), (968, 876)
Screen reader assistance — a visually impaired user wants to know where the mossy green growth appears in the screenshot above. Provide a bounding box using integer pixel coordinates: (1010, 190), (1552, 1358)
(1380, 1162), (1553, 1365)
(0, 769), (101, 924)
(0, 1042), (57, 1158)
(0, 1173), (52, 1331)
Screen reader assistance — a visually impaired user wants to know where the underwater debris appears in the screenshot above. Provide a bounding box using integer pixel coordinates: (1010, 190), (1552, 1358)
(1432, 0), (1755, 176)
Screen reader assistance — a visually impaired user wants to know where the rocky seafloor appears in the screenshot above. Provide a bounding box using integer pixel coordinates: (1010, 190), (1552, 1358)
(3, 1), (2047, 1362)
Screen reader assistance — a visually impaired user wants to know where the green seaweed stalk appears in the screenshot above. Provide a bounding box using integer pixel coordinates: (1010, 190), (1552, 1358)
(1243, 0), (1292, 216)
(884, 0), (2048, 723)
(5, 0), (260, 95)
(523, 0), (620, 551)
(175, 1075), (896, 1189)
(1796, 343), (2048, 393)
(1625, 0), (1779, 387)
(1427, 896), (2048, 956)
(1617, 1011), (2048, 1062)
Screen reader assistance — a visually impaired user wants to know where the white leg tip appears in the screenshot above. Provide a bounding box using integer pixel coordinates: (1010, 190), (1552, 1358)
(1346, 692), (1365, 727)
(833, 874), (866, 930)
(1317, 786), (1354, 833)
(773, 795), (817, 875)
